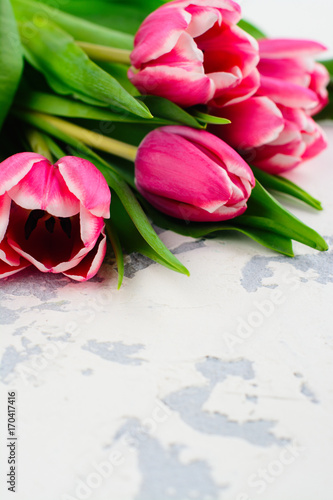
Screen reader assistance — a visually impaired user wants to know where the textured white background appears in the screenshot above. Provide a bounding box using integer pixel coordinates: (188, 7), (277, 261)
(0, 2), (333, 500)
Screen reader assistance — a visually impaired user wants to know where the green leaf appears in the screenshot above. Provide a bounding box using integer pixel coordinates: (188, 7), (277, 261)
(139, 198), (294, 257)
(29, 0), (164, 34)
(109, 192), (190, 274)
(137, 96), (203, 129)
(98, 62), (138, 96)
(105, 220), (124, 289)
(190, 110), (231, 125)
(15, 109), (189, 277)
(237, 19), (266, 39)
(12, 0), (134, 48)
(16, 18), (151, 117)
(239, 181), (328, 251)
(0, 0), (23, 130)
(15, 89), (171, 124)
(251, 166), (323, 210)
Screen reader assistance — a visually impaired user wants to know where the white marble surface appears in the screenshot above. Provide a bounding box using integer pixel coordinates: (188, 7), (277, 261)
(1, 4), (333, 500)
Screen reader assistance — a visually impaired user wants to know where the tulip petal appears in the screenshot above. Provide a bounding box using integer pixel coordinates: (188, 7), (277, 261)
(80, 205), (105, 248)
(213, 96), (285, 149)
(259, 39), (328, 58)
(0, 193), (11, 243)
(170, 0), (242, 25)
(302, 124), (328, 160)
(129, 66), (214, 107)
(6, 206), (85, 273)
(211, 102), (306, 173)
(56, 157), (111, 218)
(258, 57), (313, 86)
(0, 237), (21, 266)
(148, 32), (204, 71)
(131, 8), (191, 66)
(198, 24), (259, 81)
(162, 126), (255, 186)
(0, 152), (45, 197)
(258, 75), (319, 111)
(212, 68), (260, 107)
(186, 6), (221, 38)
(63, 230), (107, 282)
(0, 258), (31, 279)
(139, 186), (247, 222)
(309, 63), (330, 115)
(255, 154), (302, 174)
(8, 160), (80, 217)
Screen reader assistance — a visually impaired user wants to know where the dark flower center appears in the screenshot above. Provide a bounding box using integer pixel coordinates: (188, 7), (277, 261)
(24, 210), (72, 240)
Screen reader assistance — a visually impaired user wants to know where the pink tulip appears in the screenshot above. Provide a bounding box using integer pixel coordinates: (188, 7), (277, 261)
(257, 39), (330, 115)
(129, 0), (259, 108)
(210, 96), (327, 174)
(0, 153), (111, 281)
(135, 126), (255, 222)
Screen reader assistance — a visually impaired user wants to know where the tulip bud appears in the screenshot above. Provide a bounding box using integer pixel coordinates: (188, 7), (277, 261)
(135, 126), (255, 222)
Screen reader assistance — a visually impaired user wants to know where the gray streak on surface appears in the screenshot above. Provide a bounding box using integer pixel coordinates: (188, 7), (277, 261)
(300, 382), (319, 404)
(114, 419), (223, 500)
(0, 338), (42, 384)
(82, 340), (145, 365)
(241, 238), (333, 293)
(164, 357), (287, 447)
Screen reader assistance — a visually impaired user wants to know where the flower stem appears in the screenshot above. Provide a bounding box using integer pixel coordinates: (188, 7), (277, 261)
(25, 127), (53, 162)
(26, 112), (138, 162)
(76, 41), (132, 65)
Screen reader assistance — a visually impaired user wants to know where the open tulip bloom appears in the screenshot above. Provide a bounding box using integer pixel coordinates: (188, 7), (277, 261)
(0, 154), (110, 281)
(129, 0), (260, 107)
(0, 0), (331, 284)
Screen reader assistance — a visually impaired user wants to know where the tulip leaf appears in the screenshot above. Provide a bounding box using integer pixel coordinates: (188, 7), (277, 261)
(238, 19), (266, 40)
(105, 220), (124, 289)
(251, 166), (323, 210)
(15, 110), (189, 277)
(109, 192), (191, 274)
(15, 90), (172, 125)
(137, 180), (327, 256)
(190, 110), (231, 125)
(139, 198), (295, 257)
(16, 18), (151, 118)
(0, 0), (24, 131)
(137, 96), (204, 129)
(12, 0), (134, 49)
(30, 0), (163, 34)
(239, 181), (328, 251)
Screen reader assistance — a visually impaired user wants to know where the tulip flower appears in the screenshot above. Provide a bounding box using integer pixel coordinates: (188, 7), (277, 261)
(257, 39), (330, 116)
(210, 96), (327, 174)
(135, 126), (255, 222)
(0, 153), (111, 281)
(129, 0), (260, 108)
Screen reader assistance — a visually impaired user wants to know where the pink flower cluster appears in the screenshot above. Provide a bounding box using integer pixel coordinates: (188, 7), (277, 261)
(1, 0), (329, 282)
(130, 0), (329, 184)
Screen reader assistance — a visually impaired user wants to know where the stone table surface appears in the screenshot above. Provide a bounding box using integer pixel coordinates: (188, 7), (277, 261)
(1, 3), (333, 499)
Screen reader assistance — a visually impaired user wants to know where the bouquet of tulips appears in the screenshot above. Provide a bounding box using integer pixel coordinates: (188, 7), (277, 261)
(0, 0), (332, 286)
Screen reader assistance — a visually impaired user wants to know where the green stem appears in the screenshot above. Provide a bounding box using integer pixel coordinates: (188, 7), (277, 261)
(22, 111), (138, 162)
(76, 41), (132, 65)
(25, 127), (53, 161)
